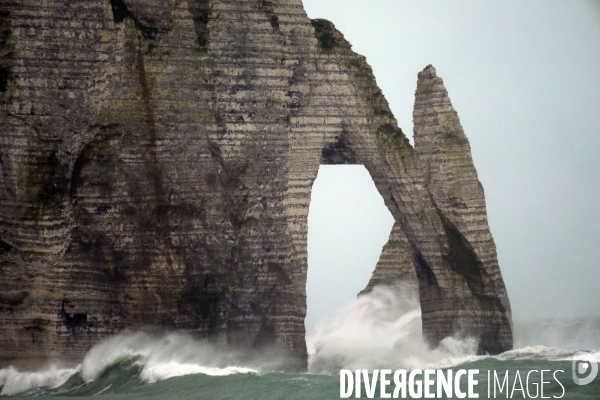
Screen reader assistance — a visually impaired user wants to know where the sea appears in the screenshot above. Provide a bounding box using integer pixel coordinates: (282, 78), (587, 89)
(1, 286), (599, 399)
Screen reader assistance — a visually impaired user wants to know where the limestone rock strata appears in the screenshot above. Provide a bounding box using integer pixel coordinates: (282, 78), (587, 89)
(364, 65), (513, 353)
(360, 223), (417, 296)
(0, 0), (512, 369)
(412, 65), (512, 352)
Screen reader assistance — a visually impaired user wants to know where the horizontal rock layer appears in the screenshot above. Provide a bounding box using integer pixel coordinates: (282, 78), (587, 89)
(412, 65), (512, 353)
(0, 0), (512, 369)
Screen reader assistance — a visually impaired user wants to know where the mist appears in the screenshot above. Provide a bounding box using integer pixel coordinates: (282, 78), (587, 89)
(306, 165), (394, 334)
(308, 284), (479, 374)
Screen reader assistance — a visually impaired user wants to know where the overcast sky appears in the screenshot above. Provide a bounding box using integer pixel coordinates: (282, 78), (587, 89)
(303, 0), (600, 333)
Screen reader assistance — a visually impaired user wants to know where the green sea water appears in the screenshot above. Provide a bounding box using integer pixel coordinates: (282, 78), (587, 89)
(2, 355), (599, 399)
(2, 288), (599, 399)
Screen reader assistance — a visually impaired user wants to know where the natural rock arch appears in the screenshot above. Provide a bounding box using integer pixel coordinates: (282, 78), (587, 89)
(0, 0), (511, 370)
(305, 164), (396, 334)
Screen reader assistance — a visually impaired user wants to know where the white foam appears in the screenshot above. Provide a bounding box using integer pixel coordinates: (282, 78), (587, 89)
(0, 364), (79, 396)
(426, 355), (484, 370)
(80, 331), (261, 384)
(0, 332), (268, 395)
(556, 350), (600, 362)
(307, 284), (480, 373)
(497, 345), (569, 361)
(141, 362), (257, 383)
(2, 292), (595, 397)
(81, 331), (151, 382)
(426, 337), (485, 369)
(306, 285), (600, 373)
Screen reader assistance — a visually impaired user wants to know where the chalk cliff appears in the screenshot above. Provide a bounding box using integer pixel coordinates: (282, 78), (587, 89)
(364, 65), (512, 353)
(0, 0), (512, 369)
(413, 65), (512, 331)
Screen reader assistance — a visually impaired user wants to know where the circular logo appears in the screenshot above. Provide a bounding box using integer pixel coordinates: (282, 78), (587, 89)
(572, 351), (598, 386)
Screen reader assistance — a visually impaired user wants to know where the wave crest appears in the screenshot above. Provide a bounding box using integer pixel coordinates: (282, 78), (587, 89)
(81, 331), (261, 384)
(0, 364), (79, 396)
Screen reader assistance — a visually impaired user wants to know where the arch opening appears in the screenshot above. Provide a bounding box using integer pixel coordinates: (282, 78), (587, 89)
(305, 165), (394, 334)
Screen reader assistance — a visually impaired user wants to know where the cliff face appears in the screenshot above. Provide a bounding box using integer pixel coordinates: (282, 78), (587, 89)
(412, 66), (512, 351)
(0, 0), (512, 369)
(364, 65), (513, 354)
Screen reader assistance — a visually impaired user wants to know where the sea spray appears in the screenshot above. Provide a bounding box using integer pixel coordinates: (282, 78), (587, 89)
(0, 364), (80, 396)
(0, 333), (272, 396)
(80, 331), (282, 384)
(308, 284), (480, 374)
(0, 287), (598, 397)
(514, 317), (600, 351)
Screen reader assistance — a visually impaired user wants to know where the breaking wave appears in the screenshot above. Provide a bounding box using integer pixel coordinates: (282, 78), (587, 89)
(307, 284), (599, 374)
(0, 285), (598, 397)
(0, 365), (80, 396)
(80, 332), (260, 384)
(0, 332), (269, 396)
(307, 284), (480, 373)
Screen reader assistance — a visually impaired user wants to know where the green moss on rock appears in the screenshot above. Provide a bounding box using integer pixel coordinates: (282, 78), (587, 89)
(312, 19), (411, 151)
(311, 19), (343, 52)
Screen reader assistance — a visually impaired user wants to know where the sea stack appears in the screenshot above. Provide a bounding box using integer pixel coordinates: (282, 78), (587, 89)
(0, 0), (512, 369)
(413, 65), (512, 342)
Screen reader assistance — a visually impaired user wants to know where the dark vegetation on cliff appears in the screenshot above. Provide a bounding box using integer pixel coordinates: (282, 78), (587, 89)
(0, 1), (512, 367)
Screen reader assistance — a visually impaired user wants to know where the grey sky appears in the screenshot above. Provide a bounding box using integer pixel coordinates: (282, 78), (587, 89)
(303, 0), (600, 332)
